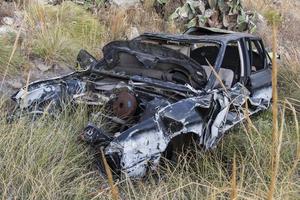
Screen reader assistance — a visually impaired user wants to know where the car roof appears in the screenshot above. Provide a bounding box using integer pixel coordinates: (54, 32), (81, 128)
(136, 27), (260, 44)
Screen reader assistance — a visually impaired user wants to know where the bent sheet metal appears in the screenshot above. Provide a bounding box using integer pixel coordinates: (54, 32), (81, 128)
(11, 27), (272, 178)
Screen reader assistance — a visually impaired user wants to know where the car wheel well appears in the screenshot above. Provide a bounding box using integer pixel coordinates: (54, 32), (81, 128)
(162, 132), (201, 161)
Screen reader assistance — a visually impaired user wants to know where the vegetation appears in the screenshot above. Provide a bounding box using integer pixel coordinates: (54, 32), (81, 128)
(0, 37), (25, 78)
(24, 1), (105, 64)
(0, 0), (299, 199)
(0, 103), (299, 199)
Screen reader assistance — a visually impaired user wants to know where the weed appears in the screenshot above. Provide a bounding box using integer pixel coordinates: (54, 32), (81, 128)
(0, 37), (25, 78)
(24, 1), (104, 65)
(0, 0), (299, 199)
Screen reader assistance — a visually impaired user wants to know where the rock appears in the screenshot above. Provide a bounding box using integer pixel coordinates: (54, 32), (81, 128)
(34, 0), (49, 5)
(126, 26), (139, 40)
(0, 1), (15, 20)
(2, 17), (14, 25)
(48, 0), (63, 5)
(0, 25), (16, 35)
(74, 0), (85, 5)
(110, 0), (141, 8)
(26, 65), (73, 83)
(0, 25), (17, 41)
(0, 24), (24, 44)
(13, 11), (25, 28)
(6, 79), (23, 89)
(256, 13), (266, 25)
(33, 59), (53, 72)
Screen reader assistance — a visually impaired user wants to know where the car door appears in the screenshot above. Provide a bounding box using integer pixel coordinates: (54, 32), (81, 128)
(224, 38), (272, 131)
(245, 39), (272, 92)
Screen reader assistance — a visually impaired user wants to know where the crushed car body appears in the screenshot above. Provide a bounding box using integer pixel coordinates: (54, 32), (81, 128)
(11, 27), (272, 178)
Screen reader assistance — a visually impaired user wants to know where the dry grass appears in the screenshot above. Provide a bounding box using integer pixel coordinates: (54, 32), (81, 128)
(266, 11), (280, 199)
(0, 104), (298, 199)
(0, 36), (25, 78)
(102, 8), (129, 41)
(230, 153), (237, 200)
(0, 104), (100, 199)
(23, 1), (105, 65)
(0, 0), (299, 199)
(97, 3), (178, 44)
(101, 148), (120, 200)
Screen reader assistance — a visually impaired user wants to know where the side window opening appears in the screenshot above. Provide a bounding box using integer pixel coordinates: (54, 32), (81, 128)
(247, 39), (266, 72)
(213, 41), (242, 88)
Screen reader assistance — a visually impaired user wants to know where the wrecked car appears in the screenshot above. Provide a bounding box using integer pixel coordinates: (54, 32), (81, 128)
(11, 27), (272, 178)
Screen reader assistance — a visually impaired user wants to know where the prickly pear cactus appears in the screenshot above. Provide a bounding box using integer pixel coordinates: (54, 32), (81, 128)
(156, 0), (257, 32)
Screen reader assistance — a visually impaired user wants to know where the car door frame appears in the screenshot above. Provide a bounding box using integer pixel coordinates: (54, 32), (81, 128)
(243, 37), (272, 92)
(205, 38), (248, 90)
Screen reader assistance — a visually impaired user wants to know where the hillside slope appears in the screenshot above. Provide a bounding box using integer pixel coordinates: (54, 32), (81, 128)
(0, 0), (299, 199)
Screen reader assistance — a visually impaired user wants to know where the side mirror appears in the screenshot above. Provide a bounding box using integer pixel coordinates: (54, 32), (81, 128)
(77, 49), (97, 70)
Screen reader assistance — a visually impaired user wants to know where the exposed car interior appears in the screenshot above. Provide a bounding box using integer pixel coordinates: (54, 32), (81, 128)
(137, 39), (244, 89)
(190, 41), (242, 88)
(247, 40), (266, 72)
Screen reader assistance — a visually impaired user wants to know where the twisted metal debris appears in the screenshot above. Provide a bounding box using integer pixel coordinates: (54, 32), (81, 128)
(11, 27), (272, 178)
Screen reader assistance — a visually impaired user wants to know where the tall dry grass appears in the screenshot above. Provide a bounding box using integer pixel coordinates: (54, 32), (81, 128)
(97, 2), (178, 44)
(1, 26), (23, 87)
(0, 34), (25, 78)
(0, 108), (298, 199)
(0, 0), (299, 199)
(23, 1), (105, 65)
